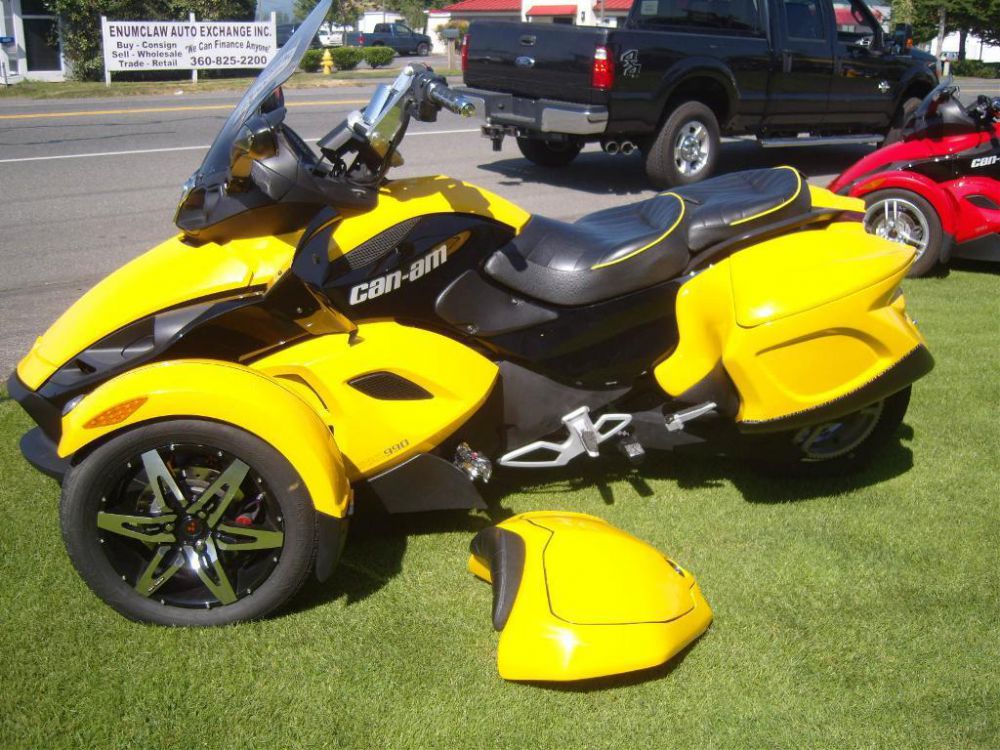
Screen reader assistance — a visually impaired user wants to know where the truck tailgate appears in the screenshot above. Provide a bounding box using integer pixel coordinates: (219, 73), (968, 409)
(464, 21), (609, 104)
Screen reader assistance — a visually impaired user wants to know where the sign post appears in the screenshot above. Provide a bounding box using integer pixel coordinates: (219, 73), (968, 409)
(100, 17), (277, 88)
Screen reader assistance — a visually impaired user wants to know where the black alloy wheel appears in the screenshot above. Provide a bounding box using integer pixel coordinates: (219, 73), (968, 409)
(60, 420), (317, 626)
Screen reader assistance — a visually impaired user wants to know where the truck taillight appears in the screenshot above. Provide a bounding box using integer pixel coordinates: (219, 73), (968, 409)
(592, 45), (614, 90)
(461, 34), (470, 72)
(358, 33), (365, 45)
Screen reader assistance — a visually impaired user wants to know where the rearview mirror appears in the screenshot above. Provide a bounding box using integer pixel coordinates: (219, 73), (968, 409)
(230, 116), (278, 180)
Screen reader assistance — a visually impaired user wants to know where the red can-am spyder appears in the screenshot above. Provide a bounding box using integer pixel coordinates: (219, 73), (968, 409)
(829, 80), (1000, 276)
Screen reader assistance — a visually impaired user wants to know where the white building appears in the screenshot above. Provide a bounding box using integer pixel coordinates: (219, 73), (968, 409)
(427, 0), (627, 54)
(938, 30), (1000, 64)
(0, 0), (67, 81)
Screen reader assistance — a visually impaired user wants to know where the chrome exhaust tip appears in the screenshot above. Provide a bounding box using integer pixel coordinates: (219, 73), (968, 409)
(603, 140), (620, 155)
(619, 140), (636, 155)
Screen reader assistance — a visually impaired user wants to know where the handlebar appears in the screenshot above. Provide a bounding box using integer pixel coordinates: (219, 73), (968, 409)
(426, 81), (476, 118)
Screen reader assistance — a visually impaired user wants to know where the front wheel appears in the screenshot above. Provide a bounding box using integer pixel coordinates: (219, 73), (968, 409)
(416, 42), (430, 56)
(643, 100), (721, 188)
(516, 137), (583, 167)
(863, 189), (943, 277)
(60, 420), (319, 626)
(758, 387), (911, 476)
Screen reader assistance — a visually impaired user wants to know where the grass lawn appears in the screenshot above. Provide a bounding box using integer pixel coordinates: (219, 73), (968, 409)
(0, 69), (461, 100)
(0, 265), (997, 748)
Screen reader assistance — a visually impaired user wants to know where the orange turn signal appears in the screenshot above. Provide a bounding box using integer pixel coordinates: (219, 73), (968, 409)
(83, 397), (148, 429)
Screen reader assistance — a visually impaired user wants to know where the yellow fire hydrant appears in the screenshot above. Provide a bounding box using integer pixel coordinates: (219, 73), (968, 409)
(321, 49), (333, 75)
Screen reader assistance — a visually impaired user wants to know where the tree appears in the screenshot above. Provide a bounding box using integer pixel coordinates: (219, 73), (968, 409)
(45, 0), (256, 81)
(892, 0), (1000, 57)
(294, 0), (366, 28)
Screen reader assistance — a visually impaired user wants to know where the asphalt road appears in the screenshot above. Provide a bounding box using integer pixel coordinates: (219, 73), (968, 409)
(1, 78), (998, 374)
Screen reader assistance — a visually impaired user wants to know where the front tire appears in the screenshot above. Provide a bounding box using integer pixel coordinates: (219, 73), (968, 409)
(416, 42), (430, 56)
(884, 96), (922, 146)
(60, 420), (318, 626)
(863, 188), (943, 277)
(516, 137), (583, 167)
(643, 100), (721, 188)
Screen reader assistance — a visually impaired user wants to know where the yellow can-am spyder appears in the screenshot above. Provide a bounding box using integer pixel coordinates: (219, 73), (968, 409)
(9, 2), (932, 625)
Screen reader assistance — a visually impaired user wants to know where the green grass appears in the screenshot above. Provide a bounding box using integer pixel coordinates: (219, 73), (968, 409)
(0, 70), (462, 100)
(1, 265), (997, 749)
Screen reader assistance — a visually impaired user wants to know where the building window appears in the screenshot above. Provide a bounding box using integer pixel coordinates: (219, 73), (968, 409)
(20, 0), (62, 72)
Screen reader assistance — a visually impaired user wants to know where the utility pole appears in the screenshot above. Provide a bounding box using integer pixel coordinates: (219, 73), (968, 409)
(935, 5), (946, 75)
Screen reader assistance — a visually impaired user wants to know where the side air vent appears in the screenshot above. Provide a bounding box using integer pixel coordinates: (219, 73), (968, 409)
(342, 218), (420, 271)
(967, 194), (1000, 211)
(348, 371), (433, 400)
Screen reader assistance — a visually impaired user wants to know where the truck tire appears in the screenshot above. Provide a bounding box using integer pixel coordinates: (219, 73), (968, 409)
(516, 137), (583, 167)
(416, 42), (430, 56)
(644, 100), (720, 188)
(884, 96), (922, 146)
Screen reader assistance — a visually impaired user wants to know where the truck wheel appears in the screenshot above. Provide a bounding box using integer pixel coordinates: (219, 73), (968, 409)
(60, 419), (319, 626)
(516, 137), (583, 167)
(884, 96), (922, 146)
(863, 189), (943, 277)
(644, 100), (720, 188)
(416, 42), (430, 56)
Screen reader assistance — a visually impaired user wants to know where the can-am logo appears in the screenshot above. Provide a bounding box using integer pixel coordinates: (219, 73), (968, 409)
(970, 155), (999, 169)
(348, 244), (448, 305)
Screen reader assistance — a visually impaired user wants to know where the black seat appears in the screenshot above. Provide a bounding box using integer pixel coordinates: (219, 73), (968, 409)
(484, 167), (810, 307)
(484, 192), (688, 306)
(677, 166), (811, 251)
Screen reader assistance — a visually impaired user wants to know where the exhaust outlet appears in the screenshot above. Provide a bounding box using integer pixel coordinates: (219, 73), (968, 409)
(620, 141), (636, 155)
(603, 140), (620, 155)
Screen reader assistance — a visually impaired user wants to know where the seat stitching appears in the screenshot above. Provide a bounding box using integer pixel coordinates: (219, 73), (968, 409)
(590, 193), (686, 270)
(729, 166), (803, 226)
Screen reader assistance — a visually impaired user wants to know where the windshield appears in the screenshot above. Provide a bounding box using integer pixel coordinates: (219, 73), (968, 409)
(192, 0), (330, 184)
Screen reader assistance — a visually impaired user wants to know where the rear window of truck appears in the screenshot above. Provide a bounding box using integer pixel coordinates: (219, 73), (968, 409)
(632, 0), (764, 34)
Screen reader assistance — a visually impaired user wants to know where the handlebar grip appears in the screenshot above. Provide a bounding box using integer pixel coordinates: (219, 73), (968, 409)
(427, 83), (476, 118)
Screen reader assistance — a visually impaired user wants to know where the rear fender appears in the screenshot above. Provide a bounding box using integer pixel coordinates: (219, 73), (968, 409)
(655, 225), (931, 428)
(846, 169), (960, 236)
(654, 61), (739, 127)
(59, 360), (350, 518)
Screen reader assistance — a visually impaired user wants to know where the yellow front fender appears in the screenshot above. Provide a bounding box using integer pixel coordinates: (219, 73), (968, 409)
(59, 360), (350, 518)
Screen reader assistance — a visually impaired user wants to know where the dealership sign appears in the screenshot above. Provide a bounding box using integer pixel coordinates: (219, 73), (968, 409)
(101, 18), (276, 71)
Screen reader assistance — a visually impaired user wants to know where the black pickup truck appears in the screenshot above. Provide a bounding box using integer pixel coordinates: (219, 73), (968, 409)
(458, 0), (938, 186)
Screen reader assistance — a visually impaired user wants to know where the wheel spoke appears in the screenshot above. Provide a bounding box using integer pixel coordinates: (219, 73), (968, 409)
(134, 545), (185, 597)
(184, 540), (237, 605)
(140, 449), (187, 513)
(97, 511), (176, 543)
(184, 458), (250, 525)
(215, 524), (284, 552)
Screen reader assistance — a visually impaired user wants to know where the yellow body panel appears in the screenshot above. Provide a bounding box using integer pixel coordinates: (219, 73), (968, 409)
(655, 222), (925, 424)
(331, 176), (531, 257)
(17, 233), (300, 390)
(808, 183), (866, 212)
(58, 360), (351, 518)
(469, 512), (712, 682)
(251, 321), (499, 479)
(730, 224), (912, 327)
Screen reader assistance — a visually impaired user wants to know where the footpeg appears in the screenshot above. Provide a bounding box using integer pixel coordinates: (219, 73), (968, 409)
(665, 401), (717, 432)
(617, 432), (646, 465)
(498, 407), (632, 468)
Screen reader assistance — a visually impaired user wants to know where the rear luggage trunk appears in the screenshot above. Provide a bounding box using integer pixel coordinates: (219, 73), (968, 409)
(463, 21), (610, 105)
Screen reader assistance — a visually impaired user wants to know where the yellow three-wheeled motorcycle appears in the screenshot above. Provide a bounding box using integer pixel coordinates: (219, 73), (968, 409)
(9, 2), (932, 625)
